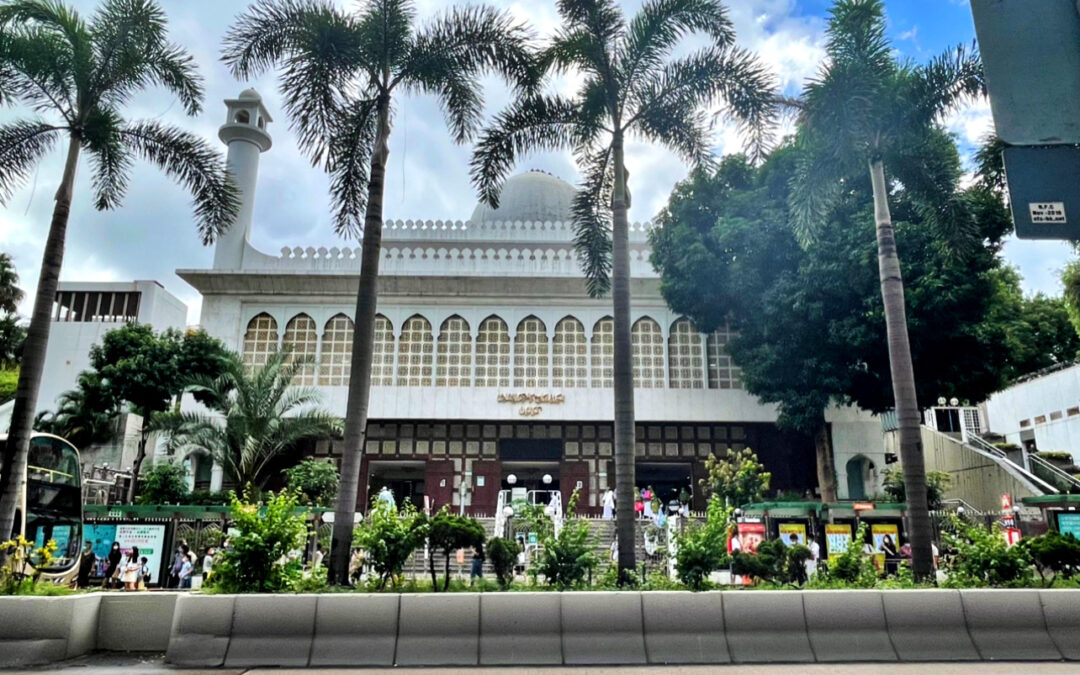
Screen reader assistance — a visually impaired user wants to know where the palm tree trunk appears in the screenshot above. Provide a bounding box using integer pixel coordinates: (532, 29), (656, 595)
(0, 137), (80, 545)
(610, 133), (637, 582)
(869, 158), (931, 581)
(327, 95), (391, 586)
(814, 421), (837, 503)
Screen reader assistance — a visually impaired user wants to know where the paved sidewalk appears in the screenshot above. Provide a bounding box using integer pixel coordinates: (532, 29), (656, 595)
(9, 654), (1080, 674)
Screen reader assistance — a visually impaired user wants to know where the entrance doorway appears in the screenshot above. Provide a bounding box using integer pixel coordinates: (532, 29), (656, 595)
(501, 461), (560, 501)
(367, 460), (425, 510)
(636, 462), (693, 505)
(845, 455), (873, 500)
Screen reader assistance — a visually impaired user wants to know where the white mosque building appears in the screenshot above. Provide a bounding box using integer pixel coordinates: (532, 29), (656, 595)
(38, 90), (888, 513)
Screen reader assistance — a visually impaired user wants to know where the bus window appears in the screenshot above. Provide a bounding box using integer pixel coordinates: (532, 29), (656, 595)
(24, 435), (83, 572)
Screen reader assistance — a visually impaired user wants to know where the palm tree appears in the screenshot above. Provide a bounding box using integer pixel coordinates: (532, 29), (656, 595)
(471, 0), (776, 581)
(222, 0), (533, 585)
(789, 0), (982, 580)
(34, 371), (118, 449)
(161, 351), (342, 491)
(0, 253), (23, 315)
(0, 0), (239, 545)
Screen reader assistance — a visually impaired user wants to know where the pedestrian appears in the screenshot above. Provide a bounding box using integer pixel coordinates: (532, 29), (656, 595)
(881, 534), (899, 575)
(120, 546), (141, 591)
(104, 542), (122, 589)
(168, 543), (188, 589)
(470, 544), (484, 584)
(140, 556), (151, 589)
(805, 534), (820, 579)
(179, 552), (195, 589)
(609, 539), (618, 564)
(77, 541), (95, 589)
(376, 486), (396, 509)
(202, 546), (216, 581)
(601, 488), (615, 520)
(311, 543), (324, 568)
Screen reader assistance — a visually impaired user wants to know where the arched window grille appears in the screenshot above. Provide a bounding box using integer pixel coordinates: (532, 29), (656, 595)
(436, 315), (472, 386)
(514, 316), (549, 388)
(590, 317), (614, 388)
(552, 317), (587, 387)
(707, 325), (743, 389)
(632, 317), (665, 388)
(282, 314), (318, 385)
(319, 314), (353, 386)
(474, 316), (510, 387)
(668, 318), (703, 389)
(242, 313), (278, 368)
(397, 315), (434, 386)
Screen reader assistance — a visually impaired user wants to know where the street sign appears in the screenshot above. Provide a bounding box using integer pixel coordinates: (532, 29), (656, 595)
(971, 0), (1080, 146)
(1003, 145), (1080, 240)
(1003, 527), (1022, 547)
(1000, 493), (1013, 512)
(853, 502), (875, 512)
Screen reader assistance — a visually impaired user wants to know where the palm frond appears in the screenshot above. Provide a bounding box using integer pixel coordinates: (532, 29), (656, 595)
(470, 94), (585, 208)
(909, 41), (983, 123)
(788, 134), (844, 245)
(0, 0), (89, 53)
(0, 24), (79, 119)
(82, 104), (130, 210)
(619, 0), (734, 91)
(0, 119), (59, 203)
(824, 0), (891, 73)
(401, 58), (481, 143)
(119, 121), (239, 244)
(572, 147), (614, 297)
(222, 0), (330, 79)
(326, 98), (377, 238)
(353, 0), (414, 71)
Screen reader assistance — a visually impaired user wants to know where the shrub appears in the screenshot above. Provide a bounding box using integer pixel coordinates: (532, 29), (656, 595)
(0, 367), (17, 404)
(881, 468), (952, 509)
(284, 458), (339, 507)
(534, 489), (597, 589)
(0, 535), (61, 595)
(941, 515), (1032, 588)
(701, 447), (771, 507)
(353, 500), (428, 589)
(1035, 451), (1074, 463)
(1021, 531), (1080, 585)
(487, 537), (518, 589)
(138, 461), (189, 505)
(674, 495), (731, 590)
(185, 489), (233, 506)
(813, 523), (877, 588)
(208, 489), (308, 593)
(427, 508), (486, 591)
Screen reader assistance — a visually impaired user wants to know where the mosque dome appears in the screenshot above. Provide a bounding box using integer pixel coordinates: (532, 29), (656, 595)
(238, 88), (262, 100)
(470, 170), (576, 224)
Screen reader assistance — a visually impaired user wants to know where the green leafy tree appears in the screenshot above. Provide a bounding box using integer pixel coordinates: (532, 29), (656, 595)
(988, 267), (1080, 381)
(486, 537), (518, 589)
(1060, 260), (1080, 344)
(162, 350), (342, 491)
(0, 254), (25, 368)
(137, 461), (189, 505)
(0, 253), (23, 316)
(788, 0), (983, 581)
(353, 500), (429, 590)
(285, 458), (339, 507)
(731, 537), (809, 586)
(209, 489), (308, 593)
(87, 324), (230, 502)
(700, 447), (770, 508)
(472, 0), (776, 582)
(427, 508), (486, 591)
(0, 368), (17, 405)
(33, 371), (117, 448)
(0, 0), (239, 544)
(674, 495), (732, 590)
(941, 515), (1032, 588)
(222, 0), (533, 587)
(1021, 531), (1080, 586)
(881, 467), (951, 509)
(534, 488), (597, 588)
(0, 317), (25, 368)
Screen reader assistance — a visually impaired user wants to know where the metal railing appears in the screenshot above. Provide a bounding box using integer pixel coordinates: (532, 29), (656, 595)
(964, 434), (1059, 495)
(1028, 453), (1080, 493)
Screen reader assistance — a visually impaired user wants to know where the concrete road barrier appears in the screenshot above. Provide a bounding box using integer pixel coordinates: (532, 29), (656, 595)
(960, 589), (1061, 661)
(561, 591), (647, 665)
(641, 591), (728, 664)
(310, 594), (399, 667)
(723, 591), (814, 663)
(0, 595), (100, 667)
(1040, 589), (1080, 660)
(882, 590), (979, 661)
(224, 594), (317, 667)
(165, 594), (235, 668)
(480, 592), (562, 665)
(396, 593), (479, 666)
(97, 592), (178, 652)
(803, 590), (896, 662)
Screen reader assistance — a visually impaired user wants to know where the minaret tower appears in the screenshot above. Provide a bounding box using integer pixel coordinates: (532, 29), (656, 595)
(213, 88), (273, 269)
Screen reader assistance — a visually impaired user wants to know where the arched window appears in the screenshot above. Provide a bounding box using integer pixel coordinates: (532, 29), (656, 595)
(282, 314), (318, 385)
(319, 314), (353, 386)
(372, 315), (395, 386)
(234, 109), (250, 124)
(397, 315), (433, 386)
(514, 316), (549, 388)
(668, 318), (703, 389)
(707, 325), (743, 389)
(590, 317), (614, 388)
(242, 313), (278, 368)
(553, 317), (587, 388)
(436, 315), (472, 386)
(474, 316), (510, 387)
(632, 317), (665, 388)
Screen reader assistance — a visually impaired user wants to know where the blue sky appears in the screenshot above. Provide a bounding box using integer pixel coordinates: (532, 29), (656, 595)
(0, 0), (1072, 324)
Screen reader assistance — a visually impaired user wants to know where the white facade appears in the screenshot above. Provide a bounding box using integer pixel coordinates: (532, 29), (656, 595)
(39, 280), (188, 411)
(985, 363), (1080, 460)
(174, 91), (887, 510)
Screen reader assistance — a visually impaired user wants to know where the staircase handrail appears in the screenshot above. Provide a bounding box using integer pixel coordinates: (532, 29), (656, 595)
(1028, 453), (1080, 492)
(951, 430), (1058, 495)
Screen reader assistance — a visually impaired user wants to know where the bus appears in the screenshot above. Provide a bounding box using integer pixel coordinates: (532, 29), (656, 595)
(1, 433), (83, 582)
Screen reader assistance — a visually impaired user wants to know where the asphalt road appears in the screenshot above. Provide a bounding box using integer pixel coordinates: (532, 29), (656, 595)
(9, 653), (1080, 674)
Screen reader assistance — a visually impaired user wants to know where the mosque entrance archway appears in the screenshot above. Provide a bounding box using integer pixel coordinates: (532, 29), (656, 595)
(367, 460), (426, 510)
